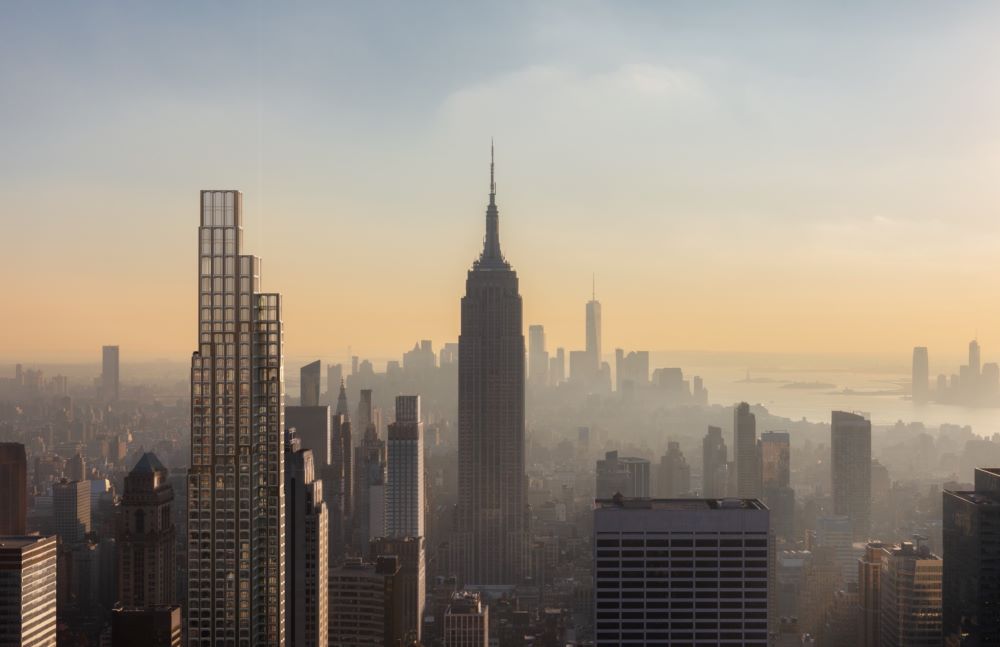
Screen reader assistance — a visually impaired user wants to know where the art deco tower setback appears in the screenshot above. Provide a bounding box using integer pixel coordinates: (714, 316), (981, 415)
(453, 147), (529, 585)
(188, 190), (285, 646)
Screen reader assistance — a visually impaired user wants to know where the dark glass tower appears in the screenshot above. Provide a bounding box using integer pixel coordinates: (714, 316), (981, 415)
(453, 146), (528, 585)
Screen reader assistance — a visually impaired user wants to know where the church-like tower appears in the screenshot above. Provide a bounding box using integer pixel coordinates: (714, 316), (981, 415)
(453, 145), (528, 584)
(117, 452), (176, 608)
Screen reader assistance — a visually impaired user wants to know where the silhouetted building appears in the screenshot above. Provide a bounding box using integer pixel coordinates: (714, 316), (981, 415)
(912, 347), (929, 403)
(593, 496), (770, 645)
(66, 453), (85, 482)
(300, 359), (321, 406)
(0, 535), (57, 647)
(330, 406), (352, 560)
(656, 442), (690, 497)
(102, 345), (119, 401)
(596, 450), (650, 499)
(187, 190), (285, 646)
(528, 325), (549, 387)
(386, 395), (424, 539)
(859, 541), (889, 647)
(453, 147), (529, 586)
(831, 411), (872, 540)
(371, 536), (426, 643)
(615, 349), (649, 392)
(354, 392), (386, 554)
(117, 453), (175, 607)
(702, 426), (728, 499)
(0, 443), (27, 536)
(444, 590), (489, 647)
(325, 364), (343, 405)
(586, 287), (602, 376)
(328, 556), (402, 646)
(111, 606), (182, 647)
(879, 541), (941, 646)
(286, 405), (332, 468)
(285, 434), (328, 647)
(53, 479), (90, 544)
(943, 467), (1000, 645)
(549, 347), (566, 385)
(734, 402), (761, 498)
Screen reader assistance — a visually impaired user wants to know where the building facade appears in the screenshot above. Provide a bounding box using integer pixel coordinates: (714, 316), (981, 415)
(0, 535), (57, 647)
(734, 402), (761, 498)
(386, 395), (424, 539)
(187, 190), (285, 646)
(879, 542), (942, 647)
(702, 427), (728, 499)
(0, 443), (27, 536)
(444, 590), (489, 647)
(117, 452), (175, 608)
(831, 411), (872, 539)
(102, 345), (119, 401)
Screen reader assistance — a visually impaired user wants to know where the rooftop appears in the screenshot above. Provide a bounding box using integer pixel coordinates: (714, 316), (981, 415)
(595, 496), (767, 511)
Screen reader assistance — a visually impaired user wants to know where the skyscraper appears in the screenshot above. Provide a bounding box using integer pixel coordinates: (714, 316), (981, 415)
(586, 281), (602, 375)
(831, 411), (872, 539)
(187, 190), (285, 646)
(0, 443), (27, 536)
(734, 402), (761, 498)
(596, 450), (650, 499)
(879, 541), (942, 646)
(656, 442), (690, 497)
(111, 607), (183, 647)
(858, 541), (889, 647)
(453, 146), (528, 585)
(117, 453), (175, 608)
(284, 434), (328, 647)
(593, 495), (770, 645)
(444, 590), (489, 647)
(371, 535), (426, 643)
(911, 346), (929, 403)
(386, 395), (424, 539)
(330, 381), (353, 559)
(328, 556), (402, 646)
(549, 347), (566, 386)
(702, 427), (727, 499)
(943, 467), (1000, 645)
(102, 345), (120, 401)
(527, 325), (549, 388)
(970, 338), (982, 379)
(300, 360), (321, 407)
(354, 393), (386, 553)
(0, 535), (58, 647)
(53, 479), (90, 544)
(324, 364), (343, 405)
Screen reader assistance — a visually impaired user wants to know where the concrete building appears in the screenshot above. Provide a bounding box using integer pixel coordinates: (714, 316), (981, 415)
(859, 541), (889, 647)
(285, 434), (328, 647)
(0, 443), (27, 536)
(596, 451), (650, 499)
(444, 590), (489, 647)
(702, 427), (728, 499)
(386, 395), (424, 539)
(300, 359), (321, 407)
(187, 190), (285, 646)
(593, 495), (770, 645)
(285, 405), (331, 469)
(328, 556), (402, 646)
(831, 411), (872, 539)
(53, 479), (90, 544)
(102, 345), (120, 401)
(453, 147), (529, 586)
(371, 536), (426, 643)
(0, 535), (57, 647)
(879, 541), (942, 647)
(111, 606), (182, 647)
(117, 452), (175, 607)
(734, 402), (761, 498)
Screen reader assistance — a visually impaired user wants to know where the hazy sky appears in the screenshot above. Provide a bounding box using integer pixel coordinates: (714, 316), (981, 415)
(4, 2), (1000, 365)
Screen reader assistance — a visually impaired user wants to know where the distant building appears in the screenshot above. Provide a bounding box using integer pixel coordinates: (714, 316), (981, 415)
(911, 347), (929, 403)
(300, 359), (321, 407)
(596, 451), (650, 498)
(0, 535), (58, 647)
(656, 442), (690, 497)
(858, 541), (889, 647)
(324, 363), (343, 405)
(702, 427), (728, 499)
(371, 536), (426, 643)
(549, 347), (566, 385)
(943, 468), (1000, 645)
(734, 402), (761, 498)
(117, 453), (175, 607)
(102, 345), (120, 401)
(761, 431), (795, 538)
(444, 590), (489, 647)
(879, 541), (942, 646)
(528, 325), (549, 387)
(0, 443), (27, 536)
(285, 434), (328, 647)
(615, 349), (649, 392)
(53, 479), (90, 544)
(386, 396), (424, 539)
(286, 405), (332, 468)
(353, 391), (386, 554)
(586, 292), (602, 377)
(831, 411), (872, 539)
(328, 556), (402, 646)
(111, 606), (182, 647)
(593, 496), (770, 645)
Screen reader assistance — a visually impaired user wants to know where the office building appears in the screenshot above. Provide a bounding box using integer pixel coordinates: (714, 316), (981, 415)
(734, 402), (761, 498)
(111, 606), (183, 647)
(371, 536), (425, 643)
(912, 347), (929, 403)
(53, 479), (90, 544)
(586, 284), (602, 376)
(444, 590), (489, 647)
(859, 541), (889, 647)
(102, 345), (120, 401)
(528, 325), (549, 387)
(354, 392), (386, 553)
(453, 147), (529, 586)
(596, 451), (650, 499)
(943, 467), (1000, 645)
(386, 395), (424, 539)
(593, 496), (770, 645)
(300, 360), (321, 407)
(615, 349), (649, 392)
(831, 411), (872, 539)
(0, 443), (27, 536)
(324, 364), (343, 405)
(879, 541), (942, 647)
(0, 535), (57, 647)
(284, 434), (328, 647)
(760, 431), (789, 489)
(656, 441), (690, 497)
(285, 405), (331, 468)
(549, 347), (566, 386)
(117, 452), (175, 607)
(357, 388), (375, 437)
(702, 427), (727, 499)
(187, 190), (285, 646)
(328, 556), (402, 646)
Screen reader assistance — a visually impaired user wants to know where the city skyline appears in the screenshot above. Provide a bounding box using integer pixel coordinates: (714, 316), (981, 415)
(6, 4), (1000, 361)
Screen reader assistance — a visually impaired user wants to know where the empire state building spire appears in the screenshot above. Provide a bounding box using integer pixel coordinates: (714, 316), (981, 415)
(478, 141), (507, 268)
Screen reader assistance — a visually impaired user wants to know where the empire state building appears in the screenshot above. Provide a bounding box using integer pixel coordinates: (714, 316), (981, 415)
(453, 146), (529, 585)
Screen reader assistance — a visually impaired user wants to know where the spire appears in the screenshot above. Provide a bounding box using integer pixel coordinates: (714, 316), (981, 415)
(335, 379), (350, 420)
(592, 273), (596, 301)
(478, 140), (506, 267)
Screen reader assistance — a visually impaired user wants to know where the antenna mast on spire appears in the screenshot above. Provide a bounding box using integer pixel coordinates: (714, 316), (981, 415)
(490, 138), (496, 200)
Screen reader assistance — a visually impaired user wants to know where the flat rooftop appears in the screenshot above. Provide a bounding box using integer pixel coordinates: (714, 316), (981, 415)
(945, 490), (1000, 506)
(595, 497), (767, 511)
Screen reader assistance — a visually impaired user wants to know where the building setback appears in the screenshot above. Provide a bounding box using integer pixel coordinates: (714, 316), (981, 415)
(593, 496), (770, 646)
